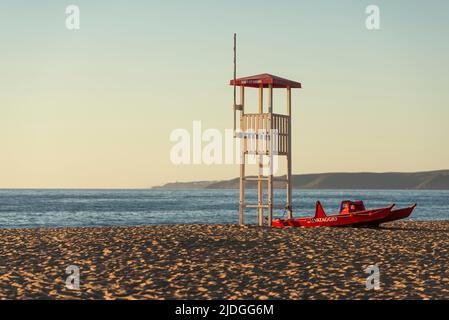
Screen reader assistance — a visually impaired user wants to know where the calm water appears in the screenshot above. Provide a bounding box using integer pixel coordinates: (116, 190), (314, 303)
(0, 189), (448, 228)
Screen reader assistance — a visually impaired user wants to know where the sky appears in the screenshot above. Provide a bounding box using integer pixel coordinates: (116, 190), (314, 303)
(1, 0), (448, 188)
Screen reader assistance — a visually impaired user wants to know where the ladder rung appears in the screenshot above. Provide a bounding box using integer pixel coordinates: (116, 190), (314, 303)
(245, 204), (287, 209)
(243, 177), (287, 182)
(245, 151), (270, 155)
(244, 177), (269, 181)
(246, 204), (269, 208)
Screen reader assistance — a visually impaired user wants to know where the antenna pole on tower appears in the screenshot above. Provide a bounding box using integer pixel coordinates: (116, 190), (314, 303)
(233, 33), (237, 134)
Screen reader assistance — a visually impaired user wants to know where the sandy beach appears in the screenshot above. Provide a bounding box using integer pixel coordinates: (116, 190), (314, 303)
(0, 221), (448, 300)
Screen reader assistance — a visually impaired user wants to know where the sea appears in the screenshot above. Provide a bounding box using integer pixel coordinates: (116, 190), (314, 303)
(0, 189), (448, 229)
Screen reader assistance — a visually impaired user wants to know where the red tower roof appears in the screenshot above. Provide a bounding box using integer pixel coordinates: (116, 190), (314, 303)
(230, 73), (302, 88)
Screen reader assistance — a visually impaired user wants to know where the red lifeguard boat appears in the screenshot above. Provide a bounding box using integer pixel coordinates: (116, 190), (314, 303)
(272, 200), (416, 228)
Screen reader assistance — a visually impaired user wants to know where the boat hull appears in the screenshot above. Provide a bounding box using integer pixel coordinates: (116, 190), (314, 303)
(272, 206), (393, 228)
(361, 203), (417, 226)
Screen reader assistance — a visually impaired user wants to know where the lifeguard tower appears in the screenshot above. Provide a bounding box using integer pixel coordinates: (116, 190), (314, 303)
(230, 34), (301, 227)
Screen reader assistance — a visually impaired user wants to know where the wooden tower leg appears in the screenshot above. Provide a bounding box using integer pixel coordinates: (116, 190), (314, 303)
(287, 155), (292, 219)
(258, 84), (264, 226)
(239, 156), (245, 225)
(239, 85), (246, 226)
(258, 163), (264, 226)
(267, 84), (273, 227)
(286, 87), (293, 219)
(268, 164), (273, 226)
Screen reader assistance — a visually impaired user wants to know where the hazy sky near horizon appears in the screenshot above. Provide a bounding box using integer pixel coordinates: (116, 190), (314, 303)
(1, 0), (449, 188)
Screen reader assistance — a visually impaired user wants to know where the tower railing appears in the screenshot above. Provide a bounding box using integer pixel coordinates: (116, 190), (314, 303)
(240, 113), (289, 155)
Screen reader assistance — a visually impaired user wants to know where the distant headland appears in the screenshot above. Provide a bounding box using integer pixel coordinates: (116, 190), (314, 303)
(153, 170), (449, 190)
